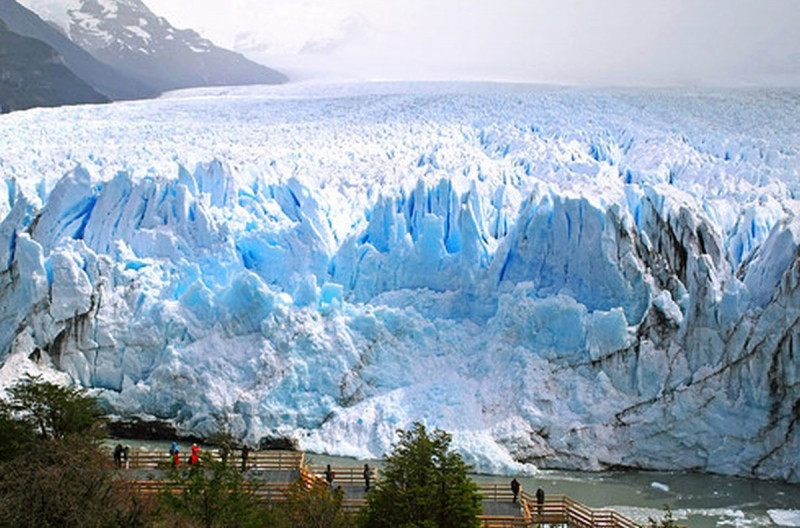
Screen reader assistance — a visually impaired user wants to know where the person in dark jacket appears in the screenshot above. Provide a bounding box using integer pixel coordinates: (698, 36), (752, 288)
(113, 443), (124, 468)
(510, 477), (520, 503)
(363, 464), (372, 491)
(241, 444), (250, 472)
(536, 487), (545, 517)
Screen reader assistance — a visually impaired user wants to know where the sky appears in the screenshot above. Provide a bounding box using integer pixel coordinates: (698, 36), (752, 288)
(144, 0), (800, 86)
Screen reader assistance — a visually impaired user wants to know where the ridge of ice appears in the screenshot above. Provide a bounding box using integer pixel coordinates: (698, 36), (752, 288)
(0, 82), (798, 482)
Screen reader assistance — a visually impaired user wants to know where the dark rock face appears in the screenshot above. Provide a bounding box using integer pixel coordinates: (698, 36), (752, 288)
(0, 19), (108, 112)
(0, 0), (155, 100)
(258, 436), (299, 451)
(107, 418), (178, 441)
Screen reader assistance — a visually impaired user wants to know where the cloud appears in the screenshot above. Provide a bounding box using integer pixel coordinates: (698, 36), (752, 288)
(144, 0), (800, 85)
(299, 14), (369, 55)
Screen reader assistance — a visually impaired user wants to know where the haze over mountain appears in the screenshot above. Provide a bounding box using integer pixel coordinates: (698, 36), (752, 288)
(147, 0), (800, 86)
(16, 0), (287, 93)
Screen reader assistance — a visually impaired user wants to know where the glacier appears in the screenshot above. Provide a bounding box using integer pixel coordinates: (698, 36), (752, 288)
(0, 82), (798, 482)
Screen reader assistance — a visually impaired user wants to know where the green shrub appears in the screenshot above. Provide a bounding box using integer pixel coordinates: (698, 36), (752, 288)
(360, 423), (482, 528)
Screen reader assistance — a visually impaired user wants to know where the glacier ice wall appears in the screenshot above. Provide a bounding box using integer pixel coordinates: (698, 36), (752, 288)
(0, 83), (799, 481)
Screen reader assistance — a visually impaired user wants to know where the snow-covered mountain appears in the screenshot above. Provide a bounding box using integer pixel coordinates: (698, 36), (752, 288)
(0, 18), (109, 111)
(0, 0), (155, 100)
(16, 0), (287, 92)
(0, 82), (798, 483)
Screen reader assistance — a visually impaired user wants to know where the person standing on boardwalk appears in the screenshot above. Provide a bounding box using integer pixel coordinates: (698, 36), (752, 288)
(324, 464), (335, 488)
(189, 443), (201, 465)
(169, 442), (180, 467)
(363, 464), (372, 492)
(113, 443), (124, 468)
(510, 478), (520, 503)
(536, 487), (545, 518)
(240, 444), (250, 472)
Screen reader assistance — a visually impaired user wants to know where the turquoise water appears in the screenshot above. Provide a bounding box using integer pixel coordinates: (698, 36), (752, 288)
(305, 453), (800, 527)
(473, 470), (800, 528)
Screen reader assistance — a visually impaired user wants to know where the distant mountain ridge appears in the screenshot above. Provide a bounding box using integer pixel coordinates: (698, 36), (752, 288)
(17, 0), (288, 93)
(0, 0), (155, 100)
(0, 18), (107, 111)
(0, 0), (287, 111)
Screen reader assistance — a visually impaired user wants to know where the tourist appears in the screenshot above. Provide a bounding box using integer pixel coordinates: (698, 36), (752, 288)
(511, 477), (520, 503)
(325, 464), (335, 488)
(363, 463), (372, 491)
(241, 444), (250, 472)
(113, 443), (124, 468)
(169, 441), (180, 467)
(189, 443), (201, 465)
(536, 486), (545, 517)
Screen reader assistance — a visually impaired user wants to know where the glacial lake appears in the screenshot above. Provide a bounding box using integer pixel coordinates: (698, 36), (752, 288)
(305, 453), (800, 528)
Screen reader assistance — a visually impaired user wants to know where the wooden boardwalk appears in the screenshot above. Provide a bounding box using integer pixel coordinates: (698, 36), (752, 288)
(113, 448), (643, 527)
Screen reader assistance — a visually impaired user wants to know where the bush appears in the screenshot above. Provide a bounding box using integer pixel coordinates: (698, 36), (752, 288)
(157, 452), (276, 528)
(647, 505), (679, 528)
(275, 478), (351, 528)
(0, 374), (106, 442)
(0, 376), (146, 527)
(360, 423), (482, 528)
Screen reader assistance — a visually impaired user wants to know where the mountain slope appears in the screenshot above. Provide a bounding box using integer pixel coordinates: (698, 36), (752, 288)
(0, 19), (107, 111)
(0, 83), (798, 483)
(0, 0), (155, 100)
(18, 0), (288, 93)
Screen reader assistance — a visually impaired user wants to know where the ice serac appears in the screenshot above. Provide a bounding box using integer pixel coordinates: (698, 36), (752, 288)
(0, 83), (798, 483)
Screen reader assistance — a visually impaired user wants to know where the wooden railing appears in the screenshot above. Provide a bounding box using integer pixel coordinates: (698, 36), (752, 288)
(474, 485), (641, 528)
(125, 479), (295, 503)
(124, 479), (643, 527)
(520, 492), (640, 528)
(115, 449), (643, 527)
(118, 449), (304, 471)
(477, 483), (532, 527)
(479, 517), (532, 528)
(478, 482), (519, 502)
(306, 464), (377, 487)
(124, 467), (367, 513)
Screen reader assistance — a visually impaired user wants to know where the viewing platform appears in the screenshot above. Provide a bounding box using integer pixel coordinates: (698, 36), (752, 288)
(113, 447), (647, 527)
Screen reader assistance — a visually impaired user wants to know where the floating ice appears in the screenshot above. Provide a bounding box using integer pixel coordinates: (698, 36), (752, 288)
(650, 482), (670, 493)
(769, 510), (800, 527)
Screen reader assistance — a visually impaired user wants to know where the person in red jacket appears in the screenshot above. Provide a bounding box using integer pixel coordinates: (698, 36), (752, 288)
(189, 443), (201, 465)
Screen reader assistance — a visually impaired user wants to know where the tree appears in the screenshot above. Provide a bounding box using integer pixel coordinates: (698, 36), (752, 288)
(158, 451), (276, 528)
(1, 374), (106, 442)
(360, 423), (483, 528)
(647, 505), (679, 528)
(0, 375), (146, 528)
(0, 434), (152, 528)
(0, 404), (35, 462)
(275, 478), (351, 528)
(207, 412), (236, 466)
